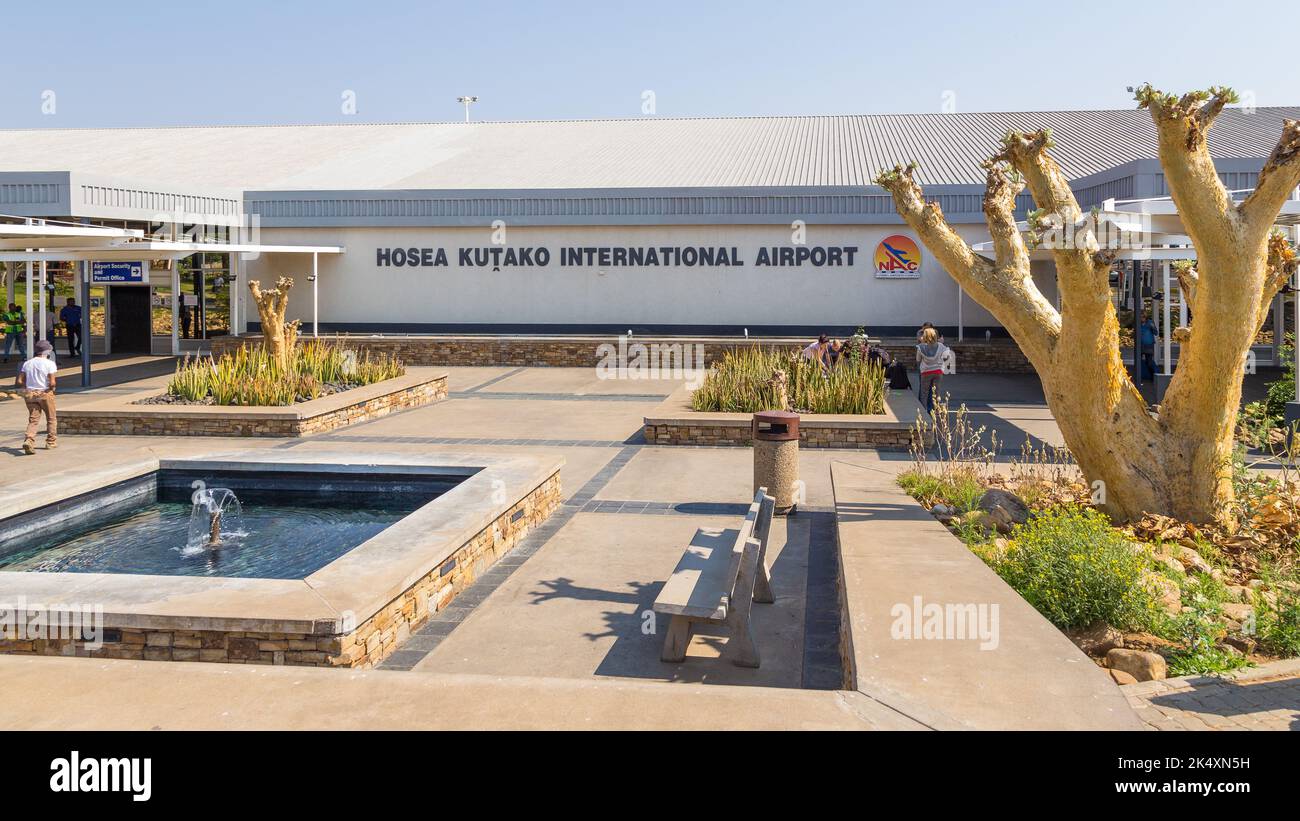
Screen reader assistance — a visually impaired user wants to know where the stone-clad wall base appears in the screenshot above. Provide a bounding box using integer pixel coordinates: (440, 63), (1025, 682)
(0, 472), (561, 668)
(213, 335), (1033, 373)
(58, 376), (447, 437)
(643, 422), (914, 450)
(879, 343), (1033, 374)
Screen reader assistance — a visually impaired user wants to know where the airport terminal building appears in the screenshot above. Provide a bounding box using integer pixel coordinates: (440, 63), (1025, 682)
(1, 107), (1298, 356)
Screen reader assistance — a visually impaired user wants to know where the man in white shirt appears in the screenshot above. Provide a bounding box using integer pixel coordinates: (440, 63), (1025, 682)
(18, 339), (59, 454)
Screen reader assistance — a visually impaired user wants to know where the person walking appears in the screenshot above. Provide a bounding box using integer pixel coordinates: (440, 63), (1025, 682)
(1139, 313), (1158, 382)
(59, 297), (82, 357)
(3, 302), (27, 363)
(915, 321), (944, 344)
(916, 326), (950, 414)
(18, 339), (59, 454)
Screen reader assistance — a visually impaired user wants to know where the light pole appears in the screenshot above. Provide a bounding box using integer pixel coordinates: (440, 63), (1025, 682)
(456, 95), (478, 122)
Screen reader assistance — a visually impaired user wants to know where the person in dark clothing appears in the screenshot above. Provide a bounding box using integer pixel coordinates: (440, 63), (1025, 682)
(180, 302), (192, 340)
(59, 297), (82, 357)
(866, 343), (892, 368)
(1139, 314), (1158, 381)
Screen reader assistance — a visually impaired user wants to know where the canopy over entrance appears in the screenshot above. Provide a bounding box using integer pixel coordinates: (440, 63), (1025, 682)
(1, 216), (343, 387)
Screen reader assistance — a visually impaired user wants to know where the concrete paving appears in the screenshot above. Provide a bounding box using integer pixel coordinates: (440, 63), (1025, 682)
(0, 655), (926, 730)
(1, 359), (1292, 729)
(409, 510), (809, 686)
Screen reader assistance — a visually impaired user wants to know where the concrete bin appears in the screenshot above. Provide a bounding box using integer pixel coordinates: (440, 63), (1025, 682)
(752, 410), (799, 515)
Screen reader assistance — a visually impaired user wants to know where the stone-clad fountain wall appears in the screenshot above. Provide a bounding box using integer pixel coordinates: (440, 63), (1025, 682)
(0, 470), (562, 668)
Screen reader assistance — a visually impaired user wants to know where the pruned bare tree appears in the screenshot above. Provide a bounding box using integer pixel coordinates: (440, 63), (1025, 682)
(247, 276), (300, 370)
(877, 86), (1300, 524)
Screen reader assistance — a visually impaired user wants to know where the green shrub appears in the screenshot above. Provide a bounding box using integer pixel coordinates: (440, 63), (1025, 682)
(690, 346), (885, 415)
(1265, 336), (1295, 422)
(898, 468), (985, 515)
(1257, 588), (1300, 657)
(983, 505), (1162, 631)
(1163, 583), (1251, 677)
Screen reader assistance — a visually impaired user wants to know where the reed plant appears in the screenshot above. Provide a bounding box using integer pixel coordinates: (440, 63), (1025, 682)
(690, 347), (885, 415)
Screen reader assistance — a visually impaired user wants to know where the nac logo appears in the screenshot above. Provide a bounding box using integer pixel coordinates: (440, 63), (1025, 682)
(874, 234), (922, 278)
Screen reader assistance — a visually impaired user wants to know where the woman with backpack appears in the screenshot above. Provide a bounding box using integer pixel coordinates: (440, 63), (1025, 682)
(916, 326), (950, 414)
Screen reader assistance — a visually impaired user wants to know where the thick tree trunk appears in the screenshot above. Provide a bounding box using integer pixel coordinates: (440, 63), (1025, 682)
(247, 276), (299, 370)
(878, 89), (1300, 524)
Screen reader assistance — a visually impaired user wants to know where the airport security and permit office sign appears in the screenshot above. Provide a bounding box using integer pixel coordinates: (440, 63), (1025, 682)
(90, 261), (149, 284)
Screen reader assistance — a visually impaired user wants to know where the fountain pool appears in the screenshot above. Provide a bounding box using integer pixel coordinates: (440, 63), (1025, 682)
(0, 477), (450, 579)
(0, 452), (562, 668)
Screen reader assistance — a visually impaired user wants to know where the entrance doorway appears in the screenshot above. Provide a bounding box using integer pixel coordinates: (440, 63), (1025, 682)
(110, 286), (152, 353)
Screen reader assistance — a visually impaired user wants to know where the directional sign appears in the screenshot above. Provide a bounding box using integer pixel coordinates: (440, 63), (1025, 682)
(91, 261), (148, 283)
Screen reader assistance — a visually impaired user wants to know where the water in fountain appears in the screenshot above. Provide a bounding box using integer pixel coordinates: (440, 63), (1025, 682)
(184, 484), (246, 555)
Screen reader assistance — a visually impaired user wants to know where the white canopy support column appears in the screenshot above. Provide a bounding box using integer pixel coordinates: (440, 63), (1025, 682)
(229, 248), (240, 337)
(79, 259), (90, 387)
(24, 258), (33, 358)
(22, 218), (33, 360)
(312, 251), (319, 338)
(39, 261), (47, 342)
(171, 263), (180, 356)
(1162, 260), (1172, 375)
(956, 284), (964, 341)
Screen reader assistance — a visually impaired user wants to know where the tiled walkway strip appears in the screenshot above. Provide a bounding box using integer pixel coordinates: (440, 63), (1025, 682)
(1123, 659), (1300, 731)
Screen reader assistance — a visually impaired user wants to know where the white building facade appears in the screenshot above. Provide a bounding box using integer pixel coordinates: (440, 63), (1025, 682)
(1, 108), (1296, 347)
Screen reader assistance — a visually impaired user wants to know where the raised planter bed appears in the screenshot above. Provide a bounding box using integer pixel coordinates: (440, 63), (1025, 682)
(58, 368), (448, 437)
(643, 385), (922, 450)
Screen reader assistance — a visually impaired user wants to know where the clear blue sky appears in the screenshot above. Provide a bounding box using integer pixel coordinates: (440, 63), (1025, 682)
(0, 0), (1293, 127)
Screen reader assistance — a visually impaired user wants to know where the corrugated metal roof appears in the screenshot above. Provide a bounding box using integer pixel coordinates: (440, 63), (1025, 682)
(0, 108), (1294, 192)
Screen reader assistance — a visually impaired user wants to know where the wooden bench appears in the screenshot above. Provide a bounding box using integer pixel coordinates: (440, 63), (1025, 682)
(652, 488), (776, 668)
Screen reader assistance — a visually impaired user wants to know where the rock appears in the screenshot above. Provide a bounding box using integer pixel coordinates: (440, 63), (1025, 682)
(1174, 545), (1214, 575)
(931, 503), (954, 518)
(958, 509), (982, 524)
(980, 506), (1015, 534)
(1066, 621), (1124, 656)
(1105, 648), (1168, 682)
(1217, 642), (1245, 659)
(1153, 554), (1186, 575)
(1223, 585), (1251, 603)
(1122, 632), (1180, 652)
(1220, 602), (1255, 623)
(978, 488), (1030, 525)
(1107, 668), (1138, 685)
(1254, 590), (1278, 608)
(1223, 634), (1256, 655)
(1143, 573), (1183, 615)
